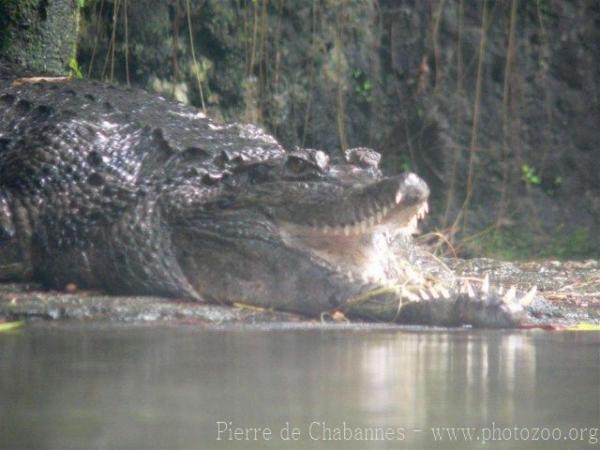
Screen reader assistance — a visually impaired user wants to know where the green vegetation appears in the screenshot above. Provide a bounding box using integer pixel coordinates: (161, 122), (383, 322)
(399, 155), (412, 172)
(521, 164), (541, 186)
(352, 69), (372, 102)
(464, 226), (600, 260)
(543, 175), (563, 197)
(68, 57), (83, 79)
(0, 0), (37, 53)
(0, 0), (79, 74)
(0, 320), (23, 333)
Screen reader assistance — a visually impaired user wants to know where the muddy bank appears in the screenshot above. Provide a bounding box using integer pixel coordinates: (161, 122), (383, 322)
(1, 259), (598, 327)
(0, 282), (304, 325)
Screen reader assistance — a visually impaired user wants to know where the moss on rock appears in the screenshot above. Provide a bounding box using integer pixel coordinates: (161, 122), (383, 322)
(0, 0), (79, 74)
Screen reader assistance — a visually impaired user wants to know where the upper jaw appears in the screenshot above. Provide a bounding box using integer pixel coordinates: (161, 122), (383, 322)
(279, 172), (430, 237)
(276, 173), (430, 286)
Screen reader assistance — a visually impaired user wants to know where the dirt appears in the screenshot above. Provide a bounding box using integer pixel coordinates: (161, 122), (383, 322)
(1, 258), (598, 328)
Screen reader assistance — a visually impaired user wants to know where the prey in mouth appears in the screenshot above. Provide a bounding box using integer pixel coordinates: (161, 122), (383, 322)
(172, 147), (539, 327)
(279, 172), (431, 288)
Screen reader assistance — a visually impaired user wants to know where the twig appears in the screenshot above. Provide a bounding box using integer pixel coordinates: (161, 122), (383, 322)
(185, 0), (206, 112)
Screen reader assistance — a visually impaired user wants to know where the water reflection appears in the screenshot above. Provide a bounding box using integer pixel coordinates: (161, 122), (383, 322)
(0, 324), (598, 449)
(353, 332), (540, 434)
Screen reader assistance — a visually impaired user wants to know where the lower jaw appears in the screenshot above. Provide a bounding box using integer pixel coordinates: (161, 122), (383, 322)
(284, 234), (397, 284)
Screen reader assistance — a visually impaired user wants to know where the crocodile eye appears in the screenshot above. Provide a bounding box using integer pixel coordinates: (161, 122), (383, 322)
(285, 156), (311, 174)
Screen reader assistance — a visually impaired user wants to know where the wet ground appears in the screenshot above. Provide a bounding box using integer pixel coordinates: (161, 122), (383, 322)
(1, 258), (598, 326)
(450, 258), (600, 325)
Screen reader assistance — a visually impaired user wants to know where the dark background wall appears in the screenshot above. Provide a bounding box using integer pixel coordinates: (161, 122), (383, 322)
(3, 0), (599, 258)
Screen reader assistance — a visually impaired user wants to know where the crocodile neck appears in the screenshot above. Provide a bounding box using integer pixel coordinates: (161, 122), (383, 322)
(0, 190), (33, 281)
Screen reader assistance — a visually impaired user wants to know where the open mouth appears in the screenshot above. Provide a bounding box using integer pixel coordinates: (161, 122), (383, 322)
(279, 173), (430, 284)
(309, 198), (429, 237)
(289, 199), (429, 240)
(282, 173), (430, 238)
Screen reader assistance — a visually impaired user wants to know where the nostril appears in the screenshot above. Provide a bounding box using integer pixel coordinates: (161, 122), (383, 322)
(402, 173), (430, 201)
(405, 173), (421, 185)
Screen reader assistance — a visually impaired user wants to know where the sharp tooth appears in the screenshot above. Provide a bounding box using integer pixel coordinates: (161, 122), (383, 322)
(395, 191), (403, 204)
(368, 216), (376, 227)
(429, 286), (439, 299)
(322, 225), (330, 234)
(381, 206), (389, 217)
(520, 286), (537, 306)
(481, 275), (489, 294)
(466, 281), (475, 298)
(403, 289), (420, 302)
(343, 225), (350, 236)
(418, 289), (430, 300)
(507, 302), (523, 314)
(376, 211), (383, 222)
(439, 286), (451, 299)
(424, 202), (429, 213)
(503, 286), (517, 303)
(360, 221), (368, 233)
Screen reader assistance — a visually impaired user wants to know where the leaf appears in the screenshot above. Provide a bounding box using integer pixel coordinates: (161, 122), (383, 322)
(566, 323), (600, 331)
(0, 321), (23, 333)
(68, 58), (83, 79)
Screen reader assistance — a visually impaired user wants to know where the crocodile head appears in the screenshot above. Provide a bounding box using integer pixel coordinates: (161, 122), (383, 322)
(164, 146), (535, 327)
(168, 147), (432, 316)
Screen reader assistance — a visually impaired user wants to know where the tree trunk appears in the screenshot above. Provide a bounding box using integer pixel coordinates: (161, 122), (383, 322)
(0, 0), (80, 75)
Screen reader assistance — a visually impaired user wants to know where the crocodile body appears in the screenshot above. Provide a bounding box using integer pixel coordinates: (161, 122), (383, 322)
(0, 64), (538, 327)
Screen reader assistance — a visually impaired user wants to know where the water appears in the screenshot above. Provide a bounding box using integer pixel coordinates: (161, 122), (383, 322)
(0, 323), (598, 450)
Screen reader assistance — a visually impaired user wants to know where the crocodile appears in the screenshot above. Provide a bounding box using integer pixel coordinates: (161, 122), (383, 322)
(0, 63), (540, 328)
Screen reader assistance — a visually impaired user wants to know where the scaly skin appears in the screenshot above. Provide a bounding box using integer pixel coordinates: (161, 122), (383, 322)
(0, 63), (540, 327)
